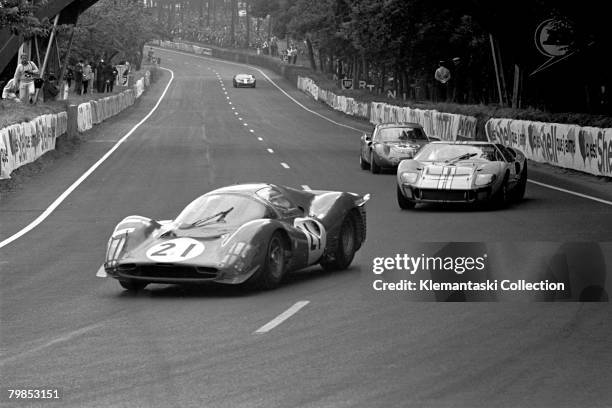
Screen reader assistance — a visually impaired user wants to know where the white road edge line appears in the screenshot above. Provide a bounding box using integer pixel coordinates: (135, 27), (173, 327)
(254, 301), (310, 334)
(281, 162), (290, 169)
(527, 180), (612, 206)
(0, 67), (176, 249)
(156, 47), (612, 205)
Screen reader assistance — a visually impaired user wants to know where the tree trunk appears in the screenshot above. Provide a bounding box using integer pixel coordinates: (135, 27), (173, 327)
(306, 36), (316, 71)
(380, 64), (386, 94)
(245, 0), (250, 47)
(230, 0), (236, 46)
(267, 15), (272, 41)
(319, 51), (325, 74)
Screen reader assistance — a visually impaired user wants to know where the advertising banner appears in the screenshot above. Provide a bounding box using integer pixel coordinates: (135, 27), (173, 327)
(486, 118), (612, 177)
(370, 102), (477, 141)
(0, 112), (68, 179)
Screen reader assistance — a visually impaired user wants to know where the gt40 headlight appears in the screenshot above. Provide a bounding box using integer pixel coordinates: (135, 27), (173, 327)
(400, 172), (419, 184)
(475, 173), (496, 186)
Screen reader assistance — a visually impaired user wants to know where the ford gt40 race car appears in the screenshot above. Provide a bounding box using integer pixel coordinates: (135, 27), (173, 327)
(233, 73), (256, 88)
(97, 184), (369, 291)
(360, 123), (431, 173)
(396, 141), (527, 209)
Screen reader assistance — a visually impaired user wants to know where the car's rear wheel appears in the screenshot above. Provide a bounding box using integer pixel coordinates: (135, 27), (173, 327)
(233, 81), (237, 88)
(119, 279), (148, 292)
(397, 186), (416, 209)
(254, 231), (287, 289)
(321, 213), (357, 271)
(360, 153), (369, 170)
(370, 152), (381, 174)
(513, 163), (527, 203)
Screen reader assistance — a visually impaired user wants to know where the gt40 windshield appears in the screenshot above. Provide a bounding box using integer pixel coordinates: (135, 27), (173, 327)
(414, 144), (499, 162)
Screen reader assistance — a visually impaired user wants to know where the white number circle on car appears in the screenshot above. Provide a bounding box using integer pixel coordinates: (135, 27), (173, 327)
(146, 238), (205, 262)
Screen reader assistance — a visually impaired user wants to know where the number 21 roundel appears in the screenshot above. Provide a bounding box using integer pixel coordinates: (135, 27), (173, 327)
(146, 238), (205, 262)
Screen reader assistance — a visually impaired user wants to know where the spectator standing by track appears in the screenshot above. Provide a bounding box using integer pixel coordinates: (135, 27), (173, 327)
(82, 61), (92, 95)
(434, 60), (451, 102)
(74, 60), (84, 95)
(13, 54), (39, 103)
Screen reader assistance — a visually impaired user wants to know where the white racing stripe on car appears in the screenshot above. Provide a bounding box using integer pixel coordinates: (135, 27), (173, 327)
(254, 301), (310, 334)
(527, 180), (612, 206)
(0, 67), (176, 249)
(301, 185), (312, 191)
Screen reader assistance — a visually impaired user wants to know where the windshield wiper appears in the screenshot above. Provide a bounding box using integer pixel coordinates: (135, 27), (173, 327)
(444, 152), (477, 164)
(188, 207), (234, 228)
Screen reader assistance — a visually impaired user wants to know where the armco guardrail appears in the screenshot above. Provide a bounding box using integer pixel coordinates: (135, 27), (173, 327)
(486, 118), (612, 177)
(1, 70), (152, 179)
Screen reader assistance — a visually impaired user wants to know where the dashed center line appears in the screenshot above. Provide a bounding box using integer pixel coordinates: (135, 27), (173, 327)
(249, 129), (254, 133)
(281, 162), (290, 169)
(267, 148), (274, 154)
(257, 137), (263, 141)
(254, 301), (310, 334)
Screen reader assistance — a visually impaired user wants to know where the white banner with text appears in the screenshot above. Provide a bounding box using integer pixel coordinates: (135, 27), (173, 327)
(486, 118), (612, 177)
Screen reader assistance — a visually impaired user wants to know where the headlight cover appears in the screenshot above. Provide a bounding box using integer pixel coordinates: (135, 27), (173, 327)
(475, 173), (496, 186)
(400, 172), (419, 184)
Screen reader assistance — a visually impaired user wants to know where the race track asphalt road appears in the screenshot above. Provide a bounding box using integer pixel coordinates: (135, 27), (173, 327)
(1, 48), (611, 408)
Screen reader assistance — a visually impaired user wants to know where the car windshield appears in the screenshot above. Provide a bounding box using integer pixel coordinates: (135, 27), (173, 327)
(175, 194), (268, 228)
(414, 144), (498, 162)
(375, 127), (427, 142)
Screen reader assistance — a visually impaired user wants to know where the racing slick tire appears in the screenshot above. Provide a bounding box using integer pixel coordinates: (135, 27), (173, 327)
(513, 163), (527, 203)
(253, 231), (287, 290)
(397, 186), (416, 210)
(252, 82), (256, 88)
(360, 154), (369, 170)
(320, 213), (357, 271)
(119, 279), (148, 292)
(491, 173), (510, 209)
(370, 152), (381, 174)
(233, 80), (237, 88)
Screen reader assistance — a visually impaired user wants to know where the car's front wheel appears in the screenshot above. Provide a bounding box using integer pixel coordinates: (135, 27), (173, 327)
(370, 152), (381, 174)
(397, 186), (416, 210)
(513, 163), (527, 203)
(491, 174), (510, 209)
(321, 213), (357, 271)
(119, 279), (148, 292)
(254, 231), (287, 289)
(360, 153), (369, 170)
(233, 81), (237, 88)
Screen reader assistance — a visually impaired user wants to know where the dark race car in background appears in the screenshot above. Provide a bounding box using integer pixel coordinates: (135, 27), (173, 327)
(97, 184), (369, 291)
(360, 123), (431, 173)
(396, 141), (527, 209)
(233, 73), (256, 88)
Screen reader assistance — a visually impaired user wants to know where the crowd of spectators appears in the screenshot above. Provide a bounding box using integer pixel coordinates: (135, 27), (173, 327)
(2, 55), (128, 104)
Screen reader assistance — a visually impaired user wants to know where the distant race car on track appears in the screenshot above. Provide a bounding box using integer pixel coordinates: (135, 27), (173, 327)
(396, 141), (527, 209)
(233, 73), (256, 88)
(360, 123), (431, 173)
(97, 184), (369, 291)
